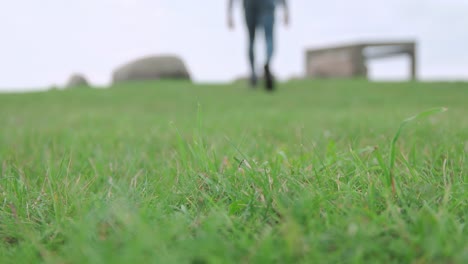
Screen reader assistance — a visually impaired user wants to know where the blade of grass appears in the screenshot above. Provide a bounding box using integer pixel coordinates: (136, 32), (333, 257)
(388, 107), (447, 195)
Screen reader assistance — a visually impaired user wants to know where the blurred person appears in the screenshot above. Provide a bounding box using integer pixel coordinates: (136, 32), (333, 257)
(228, 0), (289, 91)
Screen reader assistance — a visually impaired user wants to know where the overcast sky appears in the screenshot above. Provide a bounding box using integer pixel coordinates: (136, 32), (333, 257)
(1, 0), (467, 91)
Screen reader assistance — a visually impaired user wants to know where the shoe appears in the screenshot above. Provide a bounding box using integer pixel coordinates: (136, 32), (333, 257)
(264, 64), (274, 91)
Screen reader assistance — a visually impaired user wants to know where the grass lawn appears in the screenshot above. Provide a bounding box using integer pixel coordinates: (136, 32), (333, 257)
(0, 80), (467, 263)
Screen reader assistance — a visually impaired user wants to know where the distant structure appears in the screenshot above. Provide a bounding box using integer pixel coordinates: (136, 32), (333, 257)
(66, 74), (89, 88)
(305, 41), (417, 80)
(112, 55), (191, 84)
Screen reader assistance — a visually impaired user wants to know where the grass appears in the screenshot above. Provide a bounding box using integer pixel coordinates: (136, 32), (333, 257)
(0, 79), (467, 263)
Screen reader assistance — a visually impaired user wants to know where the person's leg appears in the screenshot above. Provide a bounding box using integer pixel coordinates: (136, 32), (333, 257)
(244, 4), (258, 86)
(261, 6), (276, 90)
(263, 9), (275, 66)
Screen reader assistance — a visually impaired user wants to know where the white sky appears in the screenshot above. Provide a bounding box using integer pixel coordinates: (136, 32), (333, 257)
(1, 0), (467, 91)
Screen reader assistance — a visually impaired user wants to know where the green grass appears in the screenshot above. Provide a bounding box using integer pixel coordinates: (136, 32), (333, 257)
(0, 80), (467, 263)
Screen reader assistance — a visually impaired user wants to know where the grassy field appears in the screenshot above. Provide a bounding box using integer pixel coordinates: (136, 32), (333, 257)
(0, 80), (467, 263)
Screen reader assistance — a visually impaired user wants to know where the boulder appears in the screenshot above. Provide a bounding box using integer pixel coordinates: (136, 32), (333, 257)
(66, 74), (89, 88)
(112, 55), (191, 84)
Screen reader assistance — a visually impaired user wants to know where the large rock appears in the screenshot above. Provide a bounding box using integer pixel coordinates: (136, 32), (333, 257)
(112, 55), (191, 84)
(66, 74), (89, 88)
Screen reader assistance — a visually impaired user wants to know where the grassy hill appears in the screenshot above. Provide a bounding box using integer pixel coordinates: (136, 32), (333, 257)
(0, 80), (467, 263)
